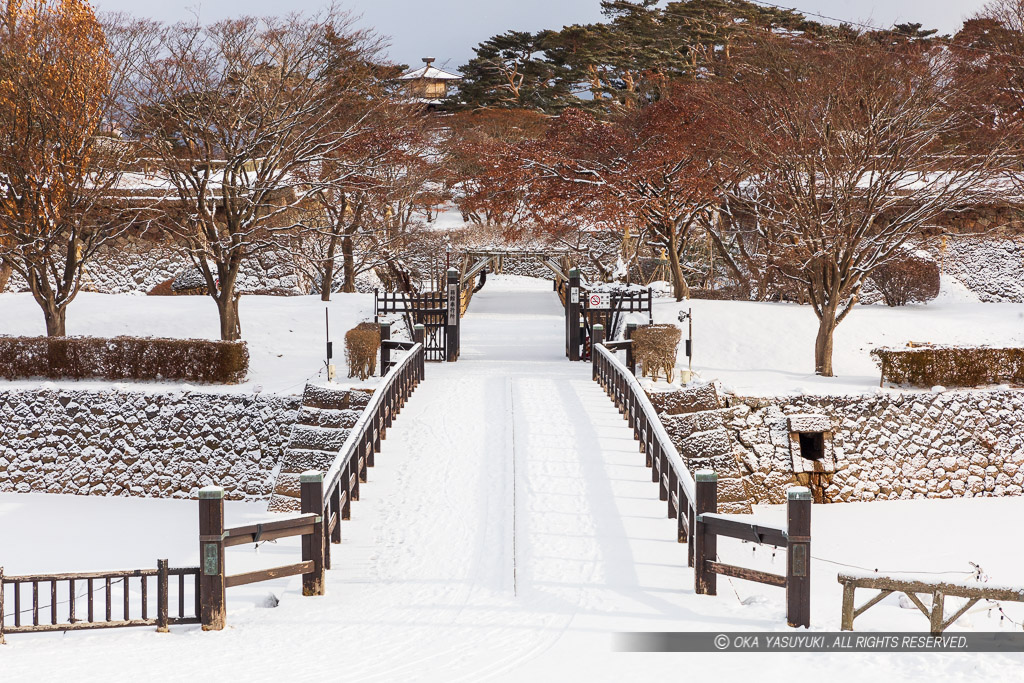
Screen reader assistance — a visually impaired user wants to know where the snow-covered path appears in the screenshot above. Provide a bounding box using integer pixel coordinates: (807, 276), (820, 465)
(320, 275), (693, 679)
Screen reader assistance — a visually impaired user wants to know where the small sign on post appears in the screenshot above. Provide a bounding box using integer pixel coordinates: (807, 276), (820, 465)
(589, 292), (610, 309)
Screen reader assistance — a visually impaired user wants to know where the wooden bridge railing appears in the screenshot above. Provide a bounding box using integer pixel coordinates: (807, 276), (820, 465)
(0, 562), (200, 641)
(592, 342), (812, 628)
(198, 341), (426, 630)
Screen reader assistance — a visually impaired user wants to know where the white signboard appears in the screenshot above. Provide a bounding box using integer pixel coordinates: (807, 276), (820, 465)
(589, 293), (610, 309)
(570, 287), (579, 304)
(447, 284), (458, 318)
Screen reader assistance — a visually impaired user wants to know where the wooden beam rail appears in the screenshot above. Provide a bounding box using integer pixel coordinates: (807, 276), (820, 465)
(839, 572), (1024, 634)
(697, 513), (789, 548)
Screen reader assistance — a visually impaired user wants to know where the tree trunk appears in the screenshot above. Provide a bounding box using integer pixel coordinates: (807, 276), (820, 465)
(814, 312), (837, 377)
(667, 239), (690, 302)
(341, 235), (356, 293)
(43, 301), (67, 337)
(216, 294), (242, 341)
(320, 258), (334, 302)
(0, 259), (11, 293)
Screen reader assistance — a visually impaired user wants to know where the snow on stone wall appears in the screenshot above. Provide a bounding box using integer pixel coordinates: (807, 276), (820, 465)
(726, 390), (1024, 505)
(932, 237), (1024, 303)
(0, 389), (299, 500)
(3, 235), (309, 295)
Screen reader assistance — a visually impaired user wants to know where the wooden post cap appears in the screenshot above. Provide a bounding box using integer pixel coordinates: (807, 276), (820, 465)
(300, 471), (324, 484)
(695, 470), (718, 483)
(379, 322), (391, 329)
(198, 486), (225, 499)
(447, 268), (458, 277)
(593, 324), (604, 331)
(569, 268), (580, 276)
(788, 487), (812, 501)
(414, 324), (425, 330)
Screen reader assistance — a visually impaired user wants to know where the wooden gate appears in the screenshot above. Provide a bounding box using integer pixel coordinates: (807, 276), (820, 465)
(562, 269), (653, 361)
(375, 270), (461, 362)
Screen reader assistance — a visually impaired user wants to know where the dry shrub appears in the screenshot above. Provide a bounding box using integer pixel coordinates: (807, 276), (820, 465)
(345, 322), (380, 381)
(871, 345), (1024, 387)
(867, 252), (940, 306)
(631, 324), (682, 383)
(0, 336), (248, 383)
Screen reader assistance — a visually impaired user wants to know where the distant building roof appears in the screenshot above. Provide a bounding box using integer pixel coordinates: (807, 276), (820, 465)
(398, 57), (461, 81)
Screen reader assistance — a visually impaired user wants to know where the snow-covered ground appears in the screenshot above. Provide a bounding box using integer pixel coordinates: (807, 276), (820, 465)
(652, 276), (1024, 396)
(2, 276), (1021, 681)
(0, 292), (375, 395)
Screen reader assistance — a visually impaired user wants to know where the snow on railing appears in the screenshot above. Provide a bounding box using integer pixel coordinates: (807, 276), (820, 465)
(324, 342), (424, 496)
(594, 343), (696, 503)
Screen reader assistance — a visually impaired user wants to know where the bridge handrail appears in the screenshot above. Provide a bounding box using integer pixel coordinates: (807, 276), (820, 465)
(594, 343), (696, 503)
(324, 343), (424, 496)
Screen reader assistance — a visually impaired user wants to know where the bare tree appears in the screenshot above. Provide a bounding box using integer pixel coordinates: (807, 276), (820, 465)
(126, 11), (385, 339)
(712, 38), (1007, 375)
(0, 1), (142, 335)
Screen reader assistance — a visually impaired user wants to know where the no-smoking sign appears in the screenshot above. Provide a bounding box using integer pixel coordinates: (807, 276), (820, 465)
(589, 293), (609, 309)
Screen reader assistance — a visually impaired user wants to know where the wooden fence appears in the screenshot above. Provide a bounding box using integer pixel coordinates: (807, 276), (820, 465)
(1, 562), (200, 641)
(839, 572), (1024, 634)
(198, 340), (426, 630)
(1, 342), (426, 639)
(592, 342), (812, 628)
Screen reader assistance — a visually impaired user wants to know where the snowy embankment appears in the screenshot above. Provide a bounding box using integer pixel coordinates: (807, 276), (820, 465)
(651, 277), (1024, 396)
(0, 292), (376, 395)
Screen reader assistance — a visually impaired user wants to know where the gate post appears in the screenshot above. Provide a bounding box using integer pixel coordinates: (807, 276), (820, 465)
(567, 268), (581, 361)
(786, 486), (812, 628)
(379, 322), (391, 375)
(198, 486), (226, 631)
(446, 268), (460, 362)
(625, 323), (638, 375)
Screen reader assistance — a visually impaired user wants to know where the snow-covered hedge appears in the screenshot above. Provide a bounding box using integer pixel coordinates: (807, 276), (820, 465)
(871, 345), (1024, 388)
(0, 388), (298, 499)
(0, 336), (249, 384)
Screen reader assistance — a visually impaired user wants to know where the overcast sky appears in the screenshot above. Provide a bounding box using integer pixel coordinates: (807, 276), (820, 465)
(93, 0), (992, 72)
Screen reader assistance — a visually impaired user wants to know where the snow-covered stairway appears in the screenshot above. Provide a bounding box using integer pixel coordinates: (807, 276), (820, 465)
(268, 383), (371, 511)
(653, 384), (753, 514)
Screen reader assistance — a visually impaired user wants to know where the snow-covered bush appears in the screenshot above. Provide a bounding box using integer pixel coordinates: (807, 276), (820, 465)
(871, 345), (1024, 387)
(0, 336), (249, 383)
(867, 251), (940, 306)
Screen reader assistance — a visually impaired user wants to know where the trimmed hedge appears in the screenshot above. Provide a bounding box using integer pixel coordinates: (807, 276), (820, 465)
(871, 345), (1024, 388)
(0, 336), (249, 384)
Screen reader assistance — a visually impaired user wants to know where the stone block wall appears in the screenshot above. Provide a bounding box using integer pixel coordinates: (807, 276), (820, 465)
(726, 390), (1024, 504)
(0, 389), (299, 500)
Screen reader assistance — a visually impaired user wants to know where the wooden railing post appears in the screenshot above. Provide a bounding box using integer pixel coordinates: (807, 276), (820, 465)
(625, 323), (637, 375)
(446, 267), (460, 362)
(786, 486), (811, 628)
(567, 268), (581, 361)
(591, 326), (604, 379)
(1, 567), (6, 645)
(379, 322), (391, 375)
(198, 486), (226, 631)
(413, 323), (425, 380)
(156, 559), (169, 633)
(693, 470), (718, 596)
(301, 471), (326, 597)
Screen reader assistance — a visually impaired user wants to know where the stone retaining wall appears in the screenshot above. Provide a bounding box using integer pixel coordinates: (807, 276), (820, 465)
(726, 390), (1024, 504)
(0, 389), (299, 500)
